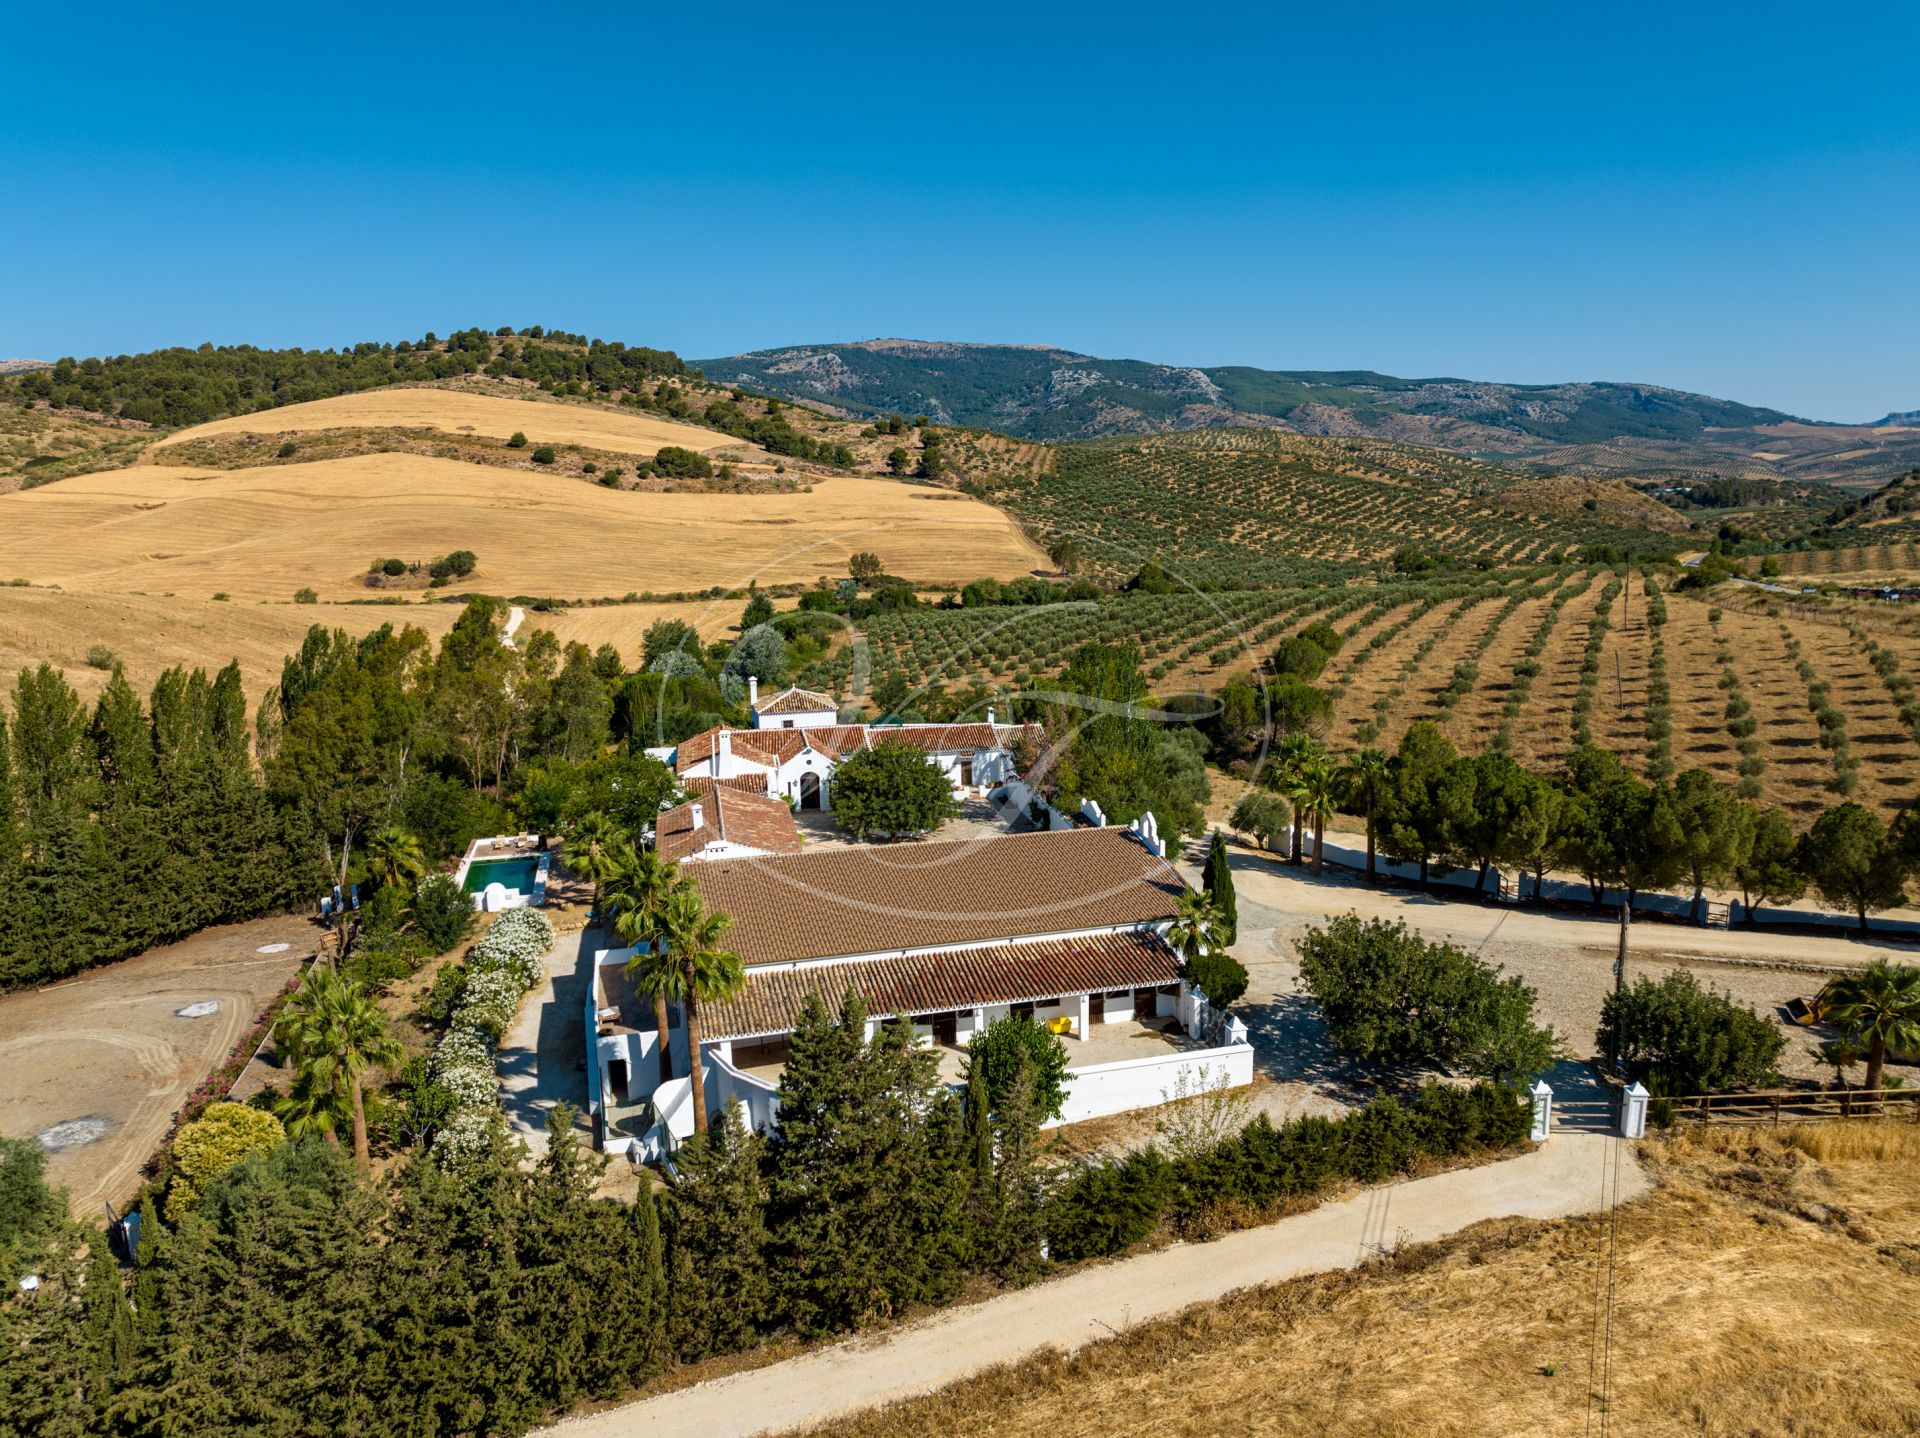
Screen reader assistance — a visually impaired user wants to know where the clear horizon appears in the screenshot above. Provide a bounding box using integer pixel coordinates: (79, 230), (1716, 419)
(4, 2), (1916, 423)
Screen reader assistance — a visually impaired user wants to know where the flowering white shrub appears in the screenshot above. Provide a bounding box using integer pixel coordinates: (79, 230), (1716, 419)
(428, 907), (555, 1162)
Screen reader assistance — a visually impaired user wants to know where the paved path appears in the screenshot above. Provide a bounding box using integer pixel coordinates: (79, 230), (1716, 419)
(498, 923), (596, 1157)
(544, 1134), (1645, 1438)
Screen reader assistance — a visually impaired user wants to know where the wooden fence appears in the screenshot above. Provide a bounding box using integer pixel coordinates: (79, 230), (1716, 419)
(1661, 1087), (1920, 1127)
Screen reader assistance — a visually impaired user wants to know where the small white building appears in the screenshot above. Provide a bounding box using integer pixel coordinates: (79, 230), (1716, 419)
(585, 826), (1253, 1159)
(662, 677), (1036, 813)
(654, 780), (805, 865)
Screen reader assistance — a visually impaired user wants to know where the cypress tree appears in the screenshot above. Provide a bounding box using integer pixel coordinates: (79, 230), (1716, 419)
(1204, 829), (1238, 944)
(659, 1100), (770, 1359)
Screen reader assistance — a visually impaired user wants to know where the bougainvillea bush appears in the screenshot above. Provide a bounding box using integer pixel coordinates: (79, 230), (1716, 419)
(429, 908), (554, 1161)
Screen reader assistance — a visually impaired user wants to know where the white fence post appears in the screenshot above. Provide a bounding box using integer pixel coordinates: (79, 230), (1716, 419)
(1620, 1081), (1649, 1139)
(1530, 1080), (1553, 1142)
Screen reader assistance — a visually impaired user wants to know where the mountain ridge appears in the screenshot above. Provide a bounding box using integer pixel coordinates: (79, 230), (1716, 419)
(697, 339), (1918, 486)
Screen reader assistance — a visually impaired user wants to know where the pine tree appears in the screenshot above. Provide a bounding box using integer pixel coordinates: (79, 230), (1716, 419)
(1204, 829), (1237, 945)
(660, 1100), (771, 1359)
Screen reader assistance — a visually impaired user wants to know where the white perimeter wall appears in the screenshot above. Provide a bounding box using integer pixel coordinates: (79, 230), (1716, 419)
(1051, 1042), (1256, 1127)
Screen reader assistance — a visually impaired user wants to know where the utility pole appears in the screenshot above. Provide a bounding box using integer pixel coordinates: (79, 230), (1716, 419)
(1609, 898), (1630, 1075)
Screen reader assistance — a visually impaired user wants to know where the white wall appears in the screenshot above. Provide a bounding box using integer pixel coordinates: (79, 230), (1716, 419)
(1051, 1042), (1256, 1127)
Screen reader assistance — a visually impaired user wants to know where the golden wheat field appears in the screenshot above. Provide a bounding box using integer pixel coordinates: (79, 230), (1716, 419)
(0, 586), (757, 704)
(813, 1123), (1920, 1438)
(152, 386), (737, 457)
(0, 454), (1044, 604)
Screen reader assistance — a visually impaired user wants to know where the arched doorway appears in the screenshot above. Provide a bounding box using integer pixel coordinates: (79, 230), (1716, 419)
(799, 772), (822, 810)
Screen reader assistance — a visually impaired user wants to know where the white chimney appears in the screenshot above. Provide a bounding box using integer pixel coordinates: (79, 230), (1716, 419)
(716, 729), (732, 775)
(748, 675), (759, 709)
(986, 704), (996, 728)
(690, 801), (704, 831)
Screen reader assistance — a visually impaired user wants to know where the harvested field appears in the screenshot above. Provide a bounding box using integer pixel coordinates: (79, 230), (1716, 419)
(805, 1123), (1920, 1438)
(0, 915), (316, 1215)
(153, 386), (736, 457)
(0, 455), (1044, 603)
(0, 587), (760, 705)
(0, 585), (462, 703)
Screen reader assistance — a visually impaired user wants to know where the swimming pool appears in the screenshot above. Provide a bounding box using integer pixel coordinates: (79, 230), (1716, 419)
(462, 856), (541, 895)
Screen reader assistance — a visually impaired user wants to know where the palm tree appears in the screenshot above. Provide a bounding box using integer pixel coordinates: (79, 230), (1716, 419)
(610, 847), (692, 1084)
(1340, 747), (1390, 880)
(564, 809), (626, 916)
(271, 966), (403, 1169)
(1823, 961), (1920, 1103)
(658, 888), (746, 1134)
(1274, 735), (1324, 864)
(1165, 887), (1227, 963)
(1286, 754), (1343, 875)
(366, 823), (427, 890)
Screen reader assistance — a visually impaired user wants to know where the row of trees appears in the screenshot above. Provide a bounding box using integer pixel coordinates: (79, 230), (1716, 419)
(0, 595), (707, 991)
(1233, 721), (1920, 931)
(0, 985), (1534, 1438)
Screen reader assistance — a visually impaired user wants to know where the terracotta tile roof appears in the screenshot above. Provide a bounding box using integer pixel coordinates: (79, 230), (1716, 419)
(676, 725), (785, 772)
(874, 722), (1041, 754)
(702, 929), (1182, 1040)
(757, 685), (838, 715)
(686, 827), (1185, 967)
(684, 773), (773, 796)
(656, 786), (804, 864)
(676, 720), (1040, 774)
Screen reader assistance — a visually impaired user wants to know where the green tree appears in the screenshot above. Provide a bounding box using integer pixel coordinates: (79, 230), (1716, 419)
(1800, 802), (1908, 933)
(963, 1016), (1072, 1121)
(365, 822), (427, 890)
(563, 809), (627, 914)
(1375, 721), (1462, 886)
(1596, 970), (1785, 1092)
(165, 1103), (284, 1221)
(828, 741), (959, 839)
(612, 848), (694, 1084)
(1165, 886), (1227, 964)
(741, 588), (775, 630)
(1187, 947), (1250, 1009)
(271, 967), (403, 1169)
(1202, 830), (1237, 943)
(658, 1103), (771, 1359)
(1732, 804), (1805, 921)
(1340, 747), (1390, 880)
(1284, 751), (1342, 874)
(659, 889), (746, 1133)
(1297, 915), (1560, 1084)
(411, 872), (474, 953)
(1671, 768), (1750, 923)
(1822, 961), (1920, 1098)
(1228, 790), (1290, 851)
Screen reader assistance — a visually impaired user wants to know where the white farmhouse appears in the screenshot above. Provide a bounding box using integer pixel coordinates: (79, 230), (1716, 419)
(585, 826), (1253, 1159)
(656, 677), (1037, 812)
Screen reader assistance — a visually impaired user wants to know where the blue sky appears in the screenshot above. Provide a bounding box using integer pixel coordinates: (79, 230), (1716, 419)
(3, 2), (1915, 420)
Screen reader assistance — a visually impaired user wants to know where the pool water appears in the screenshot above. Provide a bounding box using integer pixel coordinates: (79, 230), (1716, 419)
(462, 856), (541, 894)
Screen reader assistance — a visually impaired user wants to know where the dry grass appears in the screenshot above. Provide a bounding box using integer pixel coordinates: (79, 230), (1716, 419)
(0, 453), (1044, 603)
(152, 386), (737, 456)
(806, 1122), (1920, 1438)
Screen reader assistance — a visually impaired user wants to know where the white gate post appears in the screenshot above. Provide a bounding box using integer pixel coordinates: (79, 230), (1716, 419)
(1620, 1081), (1649, 1139)
(1529, 1080), (1553, 1141)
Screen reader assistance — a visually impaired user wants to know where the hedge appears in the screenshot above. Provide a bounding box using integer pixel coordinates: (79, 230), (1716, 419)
(1045, 1081), (1528, 1262)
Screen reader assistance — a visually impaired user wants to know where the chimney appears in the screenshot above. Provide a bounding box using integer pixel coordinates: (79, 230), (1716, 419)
(748, 675), (759, 709)
(689, 801), (704, 832)
(986, 704), (996, 728)
(716, 729), (732, 775)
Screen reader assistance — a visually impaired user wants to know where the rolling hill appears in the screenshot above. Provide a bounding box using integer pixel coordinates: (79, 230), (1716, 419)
(696, 339), (1920, 487)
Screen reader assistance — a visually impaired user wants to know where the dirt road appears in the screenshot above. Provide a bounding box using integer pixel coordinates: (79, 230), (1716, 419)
(0, 915), (315, 1214)
(544, 1134), (1644, 1438)
(1187, 843), (1916, 972)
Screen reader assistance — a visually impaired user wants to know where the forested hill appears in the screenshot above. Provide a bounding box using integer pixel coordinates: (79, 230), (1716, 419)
(0, 327), (685, 428)
(694, 339), (1920, 486)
